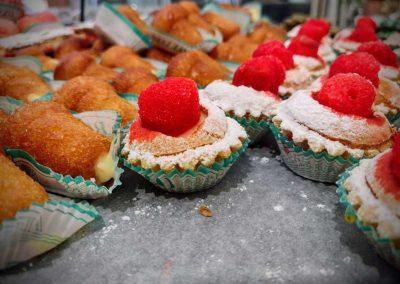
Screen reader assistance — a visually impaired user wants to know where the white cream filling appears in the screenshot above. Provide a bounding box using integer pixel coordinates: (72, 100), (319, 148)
(379, 65), (399, 81)
(203, 80), (279, 118)
(123, 96), (247, 171)
(345, 154), (400, 239)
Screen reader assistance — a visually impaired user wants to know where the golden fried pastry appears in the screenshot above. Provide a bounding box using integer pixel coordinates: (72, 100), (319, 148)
(187, 13), (215, 34)
(0, 62), (51, 101)
(0, 154), (49, 223)
(82, 63), (118, 82)
(169, 19), (202, 45)
(37, 55), (59, 71)
(54, 36), (90, 59)
(248, 22), (286, 44)
(179, 1), (200, 14)
(112, 67), (158, 94)
(53, 76), (137, 124)
(166, 50), (229, 86)
(117, 5), (148, 34)
(152, 3), (189, 32)
(202, 11), (240, 40)
(54, 51), (95, 80)
(14, 45), (45, 56)
(146, 47), (173, 63)
(0, 102), (113, 183)
(100, 45), (153, 72)
(211, 35), (257, 63)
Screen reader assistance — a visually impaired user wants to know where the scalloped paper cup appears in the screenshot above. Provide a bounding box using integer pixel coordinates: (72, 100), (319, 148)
(95, 3), (151, 51)
(227, 113), (270, 144)
(2, 110), (123, 199)
(148, 25), (222, 54)
(122, 139), (249, 193)
(0, 195), (99, 270)
(271, 124), (358, 183)
(336, 168), (400, 270)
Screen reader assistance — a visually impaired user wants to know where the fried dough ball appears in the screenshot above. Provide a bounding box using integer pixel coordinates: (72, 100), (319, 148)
(146, 48), (173, 63)
(54, 51), (95, 80)
(169, 19), (202, 45)
(202, 11), (240, 40)
(117, 5), (148, 34)
(0, 102), (112, 183)
(211, 35), (258, 63)
(37, 55), (59, 71)
(152, 3), (189, 32)
(0, 154), (49, 223)
(82, 63), (118, 82)
(248, 22), (286, 44)
(100, 45), (153, 71)
(112, 67), (158, 94)
(166, 50), (229, 86)
(54, 36), (90, 59)
(179, 1), (200, 14)
(187, 13), (215, 34)
(53, 76), (137, 124)
(0, 62), (51, 101)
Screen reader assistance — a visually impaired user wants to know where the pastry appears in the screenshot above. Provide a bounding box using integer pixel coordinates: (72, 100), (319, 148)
(0, 62), (51, 101)
(203, 55), (283, 142)
(54, 51), (95, 80)
(0, 101), (114, 184)
(337, 133), (400, 268)
(202, 11), (240, 40)
(121, 77), (248, 192)
(272, 73), (394, 182)
(145, 47), (173, 63)
(248, 22), (286, 44)
(0, 154), (48, 223)
(211, 34), (258, 63)
(53, 76), (137, 124)
(112, 67), (158, 95)
(166, 50), (230, 86)
(117, 5), (148, 35)
(100, 45), (153, 72)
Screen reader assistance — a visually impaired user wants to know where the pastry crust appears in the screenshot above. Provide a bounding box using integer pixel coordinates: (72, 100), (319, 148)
(202, 11), (239, 40)
(249, 22), (286, 44)
(100, 45), (153, 71)
(54, 51), (95, 80)
(211, 35), (257, 63)
(112, 67), (157, 95)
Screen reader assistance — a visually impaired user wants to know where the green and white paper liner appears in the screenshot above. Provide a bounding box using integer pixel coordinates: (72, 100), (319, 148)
(270, 124), (358, 183)
(1, 108), (124, 199)
(1, 55), (43, 74)
(122, 139), (249, 193)
(0, 195), (99, 270)
(95, 3), (151, 51)
(148, 26), (222, 54)
(227, 113), (270, 144)
(336, 167), (400, 270)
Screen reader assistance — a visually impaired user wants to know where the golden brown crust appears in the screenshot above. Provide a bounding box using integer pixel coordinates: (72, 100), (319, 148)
(179, 1), (200, 15)
(145, 48), (173, 63)
(166, 50), (229, 86)
(53, 76), (137, 124)
(36, 55), (59, 71)
(248, 22), (286, 44)
(152, 4), (189, 32)
(54, 51), (95, 80)
(187, 13), (215, 34)
(112, 67), (158, 95)
(82, 63), (118, 82)
(117, 5), (148, 35)
(169, 19), (202, 45)
(0, 154), (48, 223)
(100, 45), (153, 71)
(55, 36), (89, 59)
(210, 35), (257, 63)
(202, 11), (240, 40)
(0, 62), (51, 101)
(0, 102), (111, 179)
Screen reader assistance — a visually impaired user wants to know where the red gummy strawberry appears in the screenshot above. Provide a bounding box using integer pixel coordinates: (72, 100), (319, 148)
(347, 25), (378, 43)
(287, 35), (320, 59)
(356, 16), (376, 30)
(232, 56), (285, 95)
(252, 41), (294, 70)
(328, 52), (380, 87)
(138, 77), (200, 136)
(313, 73), (376, 117)
(391, 133), (400, 180)
(357, 41), (399, 68)
(306, 18), (330, 35)
(298, 22), (326, 42)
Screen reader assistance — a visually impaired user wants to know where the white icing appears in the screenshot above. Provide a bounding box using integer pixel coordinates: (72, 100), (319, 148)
(308, 76), (323, 92)
(293, 55), (325, 72)
(373, 103), (395, 116)
(123, 96), (247, 170)
(318, 42), (336, 62)
(287, 25), (301, 38)
(345, 154), (400, 239)
(385, 32), (400, 47)
(379, 65), (399, 80)
(332, 29), (360, 53)
(0, 28), (72, 49)
(273, 90), (390, 158)
(203, 80), (280, 118)
(279, 67), (313, 95)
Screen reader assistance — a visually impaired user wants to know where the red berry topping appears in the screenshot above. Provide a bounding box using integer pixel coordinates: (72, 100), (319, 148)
(287, 35), (320, 58)
(356, 16), (376, 30)
(347, 25), (378, 43)
(313, 73), (376, 118)
(391, 134), (400, 180)
(138, 77), (200, 136)
(329, 52), (380, 87)
(298, 22), (326, 42)
(252, 40), (294, 70)
(306, 18), (330, 35)
(357, 41), (399, 68)
(232, 56), (285, 95)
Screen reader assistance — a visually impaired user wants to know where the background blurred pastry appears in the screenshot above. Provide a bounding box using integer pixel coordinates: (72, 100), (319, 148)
(100, 45), (153, 72)
(145, 48), (173, 63)
(248, 22), (286, 44)
(54, 51), (95, 80)
(202, 11), (240, 40)
(211, 35), (257, 63)
(117, 5), (148, 35)
(112, 67), (158, 95)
